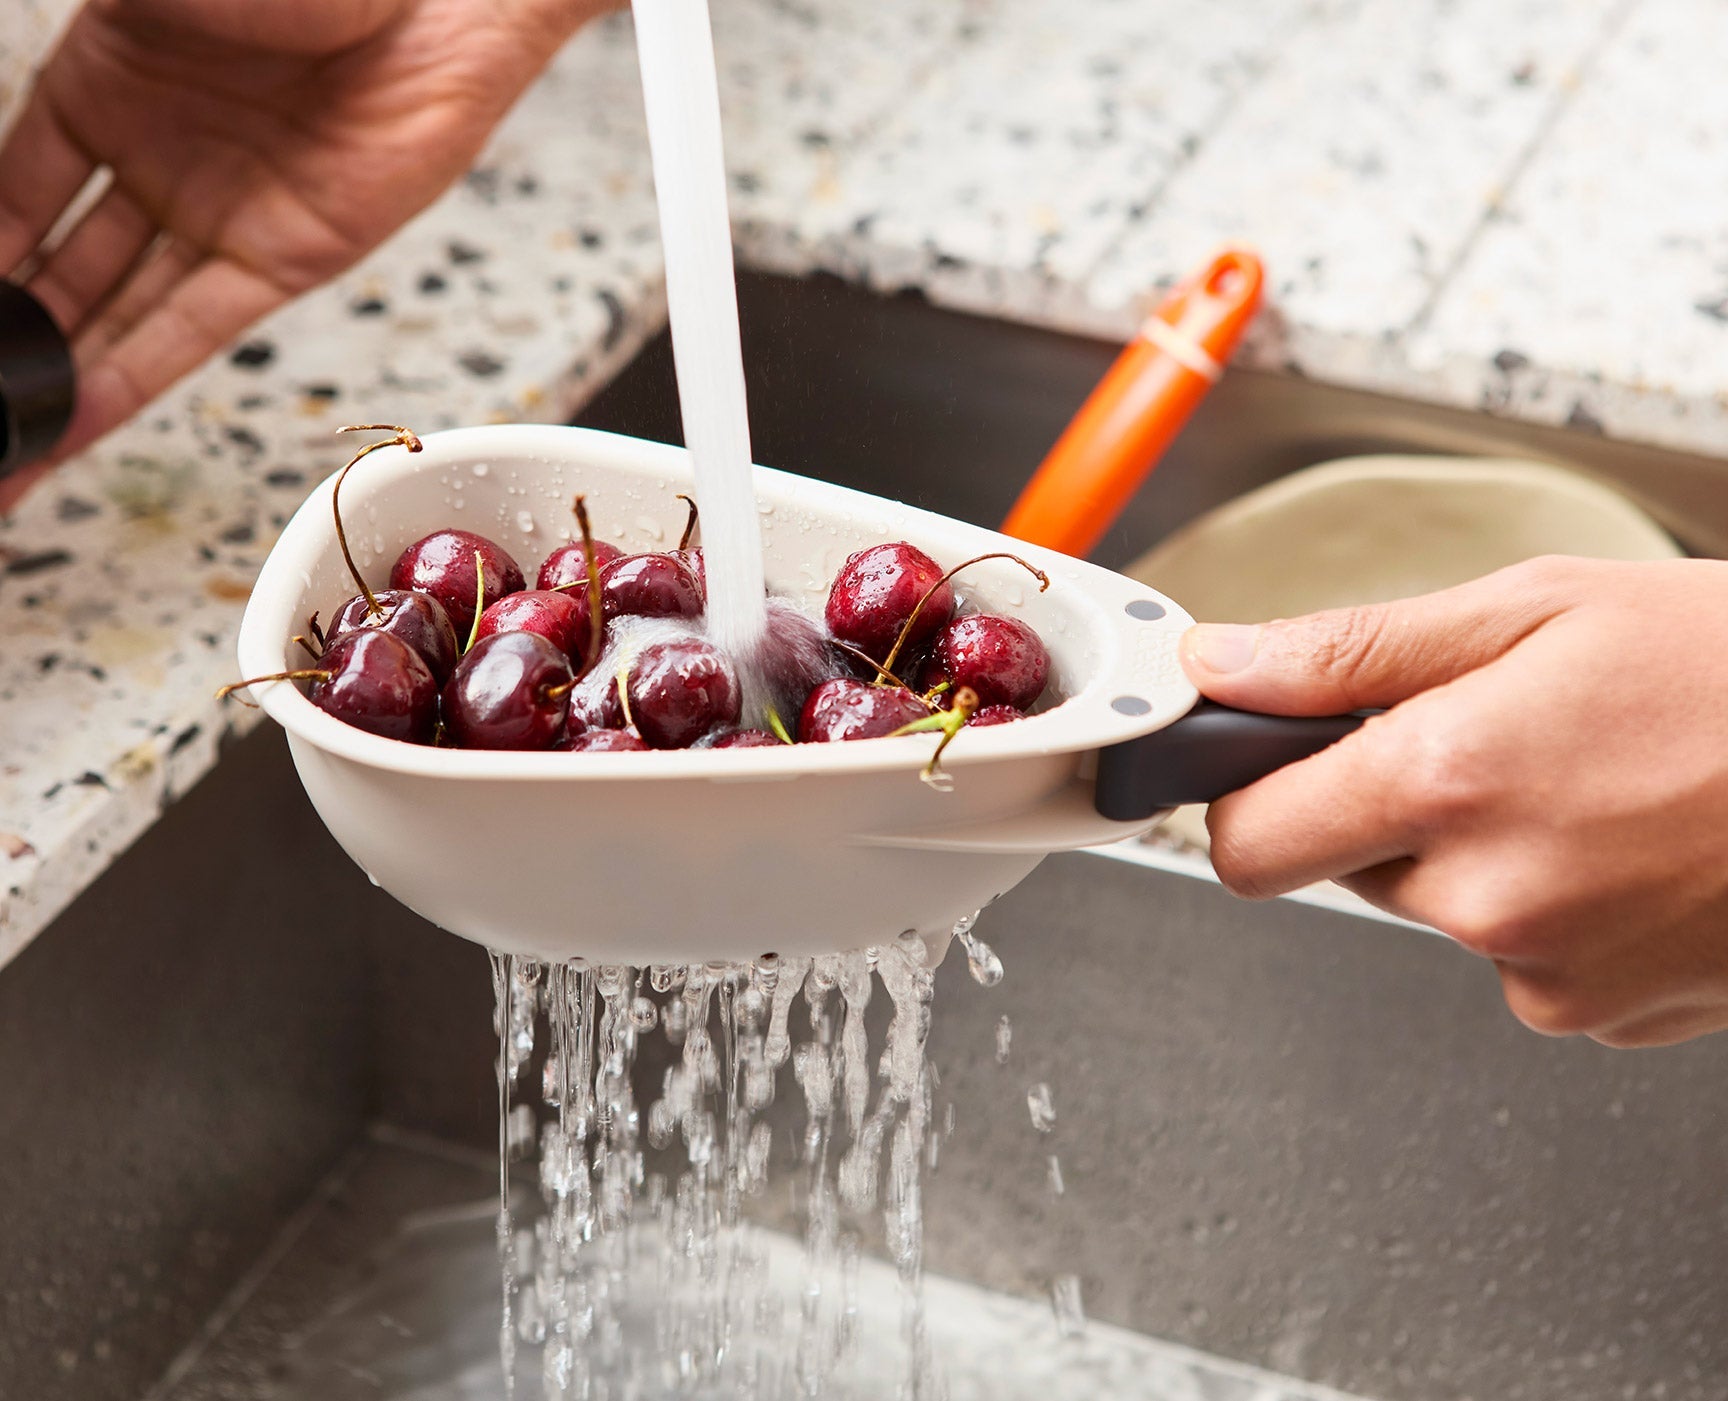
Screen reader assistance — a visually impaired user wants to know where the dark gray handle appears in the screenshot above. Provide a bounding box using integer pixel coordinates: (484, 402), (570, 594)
(1095, 701), (1367, 819)
(0, 281), (75, 479)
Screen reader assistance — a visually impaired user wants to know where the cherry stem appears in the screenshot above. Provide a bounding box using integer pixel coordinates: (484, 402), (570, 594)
(291, 634), (320, 663)
(464, 549), (485, 654)
(307, 611), (326, 650)
(676, 493), (699, 551)
(615, 656), (635, 731)
(830, 639), (917, 693)
(215, 669), (332, 708)
(574, 495), (604, 680)
(764, 705), (794, 745)
(332, 425), (423, 618)
(880, 552), (1051, 678)
(888, 686), (980, 790)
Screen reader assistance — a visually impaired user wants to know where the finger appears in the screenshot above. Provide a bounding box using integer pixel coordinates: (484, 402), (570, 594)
(26, 182), (158, 334)
(0, 92), (99, 274)
(58, 256), (285, 458)
(72, 237), (200, 363)
(1179, 560), (1576, 716)
(1203, 710), (1422, 899)
(0, 459), (54, 514)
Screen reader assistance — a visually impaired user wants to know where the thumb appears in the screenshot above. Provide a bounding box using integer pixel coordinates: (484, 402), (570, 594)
(1178, 562), (1573, 715)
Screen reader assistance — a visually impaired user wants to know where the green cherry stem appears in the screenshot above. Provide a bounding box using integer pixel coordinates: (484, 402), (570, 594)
(888, 685), (980, 790)
(464, 549), (485, 654)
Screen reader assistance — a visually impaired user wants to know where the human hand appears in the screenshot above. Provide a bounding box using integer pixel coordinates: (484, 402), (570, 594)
(0, 0), (601, 508)
(1179, 556), (1728, 1048)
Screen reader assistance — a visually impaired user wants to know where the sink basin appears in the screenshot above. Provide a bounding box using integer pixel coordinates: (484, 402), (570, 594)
(3, 272), (1726, 1401)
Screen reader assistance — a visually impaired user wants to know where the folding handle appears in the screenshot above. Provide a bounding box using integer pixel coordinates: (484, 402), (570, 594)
(1094, 701), (1367, 820)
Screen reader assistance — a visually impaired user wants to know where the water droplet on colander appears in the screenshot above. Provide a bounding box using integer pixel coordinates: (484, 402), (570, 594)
(472, 462), (490, 477)
(628, 996), (658, 1031)
(516, 510), (536, 534)
(649, 964), (685, 994)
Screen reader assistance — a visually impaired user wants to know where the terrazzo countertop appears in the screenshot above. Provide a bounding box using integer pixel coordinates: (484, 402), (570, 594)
(2, 0), (1725, 965)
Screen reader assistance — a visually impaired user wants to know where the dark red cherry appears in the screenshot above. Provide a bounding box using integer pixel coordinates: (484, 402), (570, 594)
(325, 589), (459, 684)
(600, 553), (703, 622)
(441, 631), (572, 750)
(671, 546), (706, 598)
(825, 543), (954, 663)
(625, 638), (741, 749)
(798, 677), (930, 743)
(562, 727), (650, 753)
(537, 537), (625, 593)
(711, 728), (781, 748)
(389, 529), (525, 635)
(968, 704), (1024, 727)
(570, 677), (625, 732)
(928, 614), (1049, 710)
(307, 631), (437, 744)
(474, 588), (594, 669)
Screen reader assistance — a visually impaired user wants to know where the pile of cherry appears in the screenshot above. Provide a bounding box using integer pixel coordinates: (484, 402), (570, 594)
(227, 429), (1056, 771)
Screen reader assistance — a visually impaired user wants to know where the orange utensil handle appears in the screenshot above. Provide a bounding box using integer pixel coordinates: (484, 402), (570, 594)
(1001, 246), (1264, 557)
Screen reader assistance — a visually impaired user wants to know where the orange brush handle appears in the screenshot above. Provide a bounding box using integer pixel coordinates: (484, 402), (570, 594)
(1002, 246), (1263, 557)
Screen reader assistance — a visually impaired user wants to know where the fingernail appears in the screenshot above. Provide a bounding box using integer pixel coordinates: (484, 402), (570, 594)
(1186, 624), (1258, 674)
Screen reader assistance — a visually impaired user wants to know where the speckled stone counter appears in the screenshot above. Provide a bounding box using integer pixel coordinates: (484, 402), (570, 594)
(2, 0), (1725, 963)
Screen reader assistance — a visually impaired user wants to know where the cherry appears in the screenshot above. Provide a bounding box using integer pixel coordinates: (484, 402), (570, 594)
(927, 614), (1049, 710)
(537, 538), (625, 593)
(441, 631), (572, 750)
(711, 728), (781, 748)
(325, 589), (459, 684)
(561, 727), (650, 752)
(390, 529), (525, 635)
(798, 677), (930, 743)
(968, 704), (1024, 727)
(672, 545), (706, 599)
(221, 630), (438, 744)
(570, 677), (626, 732)
(601, 553), (703, 622)
(474, 588), (594, 669)
(824, 542), (953, 664)
(625, 638), (741, 749)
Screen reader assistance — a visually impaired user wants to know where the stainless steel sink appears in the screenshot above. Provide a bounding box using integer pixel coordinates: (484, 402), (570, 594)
(4, 272), (1725, 1401)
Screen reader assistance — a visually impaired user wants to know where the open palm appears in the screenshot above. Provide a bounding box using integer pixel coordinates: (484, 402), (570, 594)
(0, 0), (596, 503)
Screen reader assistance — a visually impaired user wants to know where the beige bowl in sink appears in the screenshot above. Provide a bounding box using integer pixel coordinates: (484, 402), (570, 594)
(1129, 454), (1684, 852)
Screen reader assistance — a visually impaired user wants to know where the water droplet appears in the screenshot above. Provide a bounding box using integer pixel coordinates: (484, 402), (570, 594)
(1052, 1274), (1086, 1338)
(628, 996), (658, 1031)
(472, 462), (489, 477)
(1027, 1082), (1056, 1133)
(994, 1015), (1012, 1064)
(959, 930), (1003, 987)
(515, 509), (536, 534)
(1047, 1155), (1065, 1197)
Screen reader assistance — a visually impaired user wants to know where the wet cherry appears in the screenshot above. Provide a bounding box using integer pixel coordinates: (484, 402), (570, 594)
(537, 537), (625, 593)
(474, 588), (594, 669)
(561, 727), (651, 752)
(927, 614), (1049, 710)
(968, 704), (1024, 727)
(824, 542), (954, 663)
(308, 631), (437, 744)
(625, 638), (741, 749)
(601, 553), (704, 622)
(798, 677), (930, 743)
(711, 728), (781, 748)
(441, 631), (573, 750)
(325, 589), (459, 684)
(390, 529), (525, 635)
